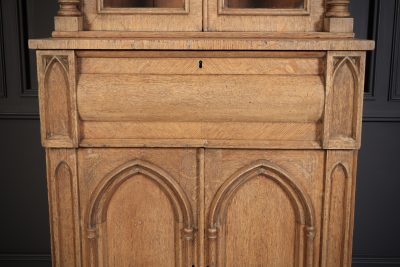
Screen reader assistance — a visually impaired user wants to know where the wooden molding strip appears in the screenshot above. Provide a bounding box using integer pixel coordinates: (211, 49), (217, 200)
(1, 254), (396, 265)
(51, 31), (354, 39)
(29, 38), (374, 51)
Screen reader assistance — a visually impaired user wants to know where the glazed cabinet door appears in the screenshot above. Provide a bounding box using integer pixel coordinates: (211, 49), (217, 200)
(82, 0), (202, 31)
(204, 149), (325, 267)
(74, 148), (199, 267)
(205, 0), (324, 32)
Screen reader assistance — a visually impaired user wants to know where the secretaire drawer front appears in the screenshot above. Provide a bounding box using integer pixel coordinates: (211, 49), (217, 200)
(76, 51), (325, 148)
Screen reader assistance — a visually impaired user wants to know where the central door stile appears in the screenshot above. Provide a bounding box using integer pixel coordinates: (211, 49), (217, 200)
(197, 148), (206, 267)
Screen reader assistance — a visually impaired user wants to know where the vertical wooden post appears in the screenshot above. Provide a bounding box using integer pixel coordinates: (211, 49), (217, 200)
(326, 0), (351, 17)
(324, 0), (354, 33)
(55, 0), (83, 32)
(58, 0), (82, 16)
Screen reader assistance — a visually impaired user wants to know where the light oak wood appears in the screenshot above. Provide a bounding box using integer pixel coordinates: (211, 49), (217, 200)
(55, 0), (83, 31)
(207, 0), (321, 32)
(321, 150), (358, 267)
(57, 0), (81, 16)
(323, 51), (366, 149)
(77, 74), (324, 122)
(204, 150), (323, 266)
(78, 52), (324, 75)
(46, 149), (81, 267)
(29, 37), (374, 51)
(31, 1), (373, 266)
(51, 0), (354, 32)
(35, 49), (369, 267)
(324, 0), (353, 32)
(225, 0), (305, 9)
(326, 0), (351, 18)
(37, 51), (79, 148)
(52, 31), (356, 38)
(84, 0), (200, 31)
(103, 0), (184, 8)
(80, 122), (321, 146)
(78, 149), (198, 267)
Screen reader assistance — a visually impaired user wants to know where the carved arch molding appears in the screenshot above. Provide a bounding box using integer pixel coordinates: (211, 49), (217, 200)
(87, 159), (195, 267)
(331, 56), (360, 140)
(207, 160), (316, 267)
(43, 56), (71, 140)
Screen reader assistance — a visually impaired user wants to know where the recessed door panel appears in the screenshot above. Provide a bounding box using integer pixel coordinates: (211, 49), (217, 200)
(205, 149), (324, 267)
(105, 175), (176, 267)
(224, 176), (297, 266)
(78, 148), (198, 267)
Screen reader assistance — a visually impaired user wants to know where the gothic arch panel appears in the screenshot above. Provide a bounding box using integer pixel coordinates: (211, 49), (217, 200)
(207, 160), (315, 267)
(325, 163), (351, 267)
(87, 159), (195, 267)
(53, 161), (76, 267)
(330, 57), (359, 139)
(44, 56), (71, 139)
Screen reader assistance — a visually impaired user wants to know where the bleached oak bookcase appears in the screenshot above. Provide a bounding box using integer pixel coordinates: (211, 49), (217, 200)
(29, 0), (374, 266)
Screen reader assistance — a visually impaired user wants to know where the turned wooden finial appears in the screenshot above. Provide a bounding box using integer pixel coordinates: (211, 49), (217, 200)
(58, 0), (81, 17)
(54, 0), (83, 32)
(324, 0), (353, 32)
(326, 0), (351, 18)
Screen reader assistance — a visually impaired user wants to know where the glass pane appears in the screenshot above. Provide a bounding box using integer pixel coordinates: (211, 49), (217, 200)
(103, 0), (184, 8)
(225, 0), (304, 9)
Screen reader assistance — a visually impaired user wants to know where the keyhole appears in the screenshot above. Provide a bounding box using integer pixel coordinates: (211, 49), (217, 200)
(199, 60), (203, 69)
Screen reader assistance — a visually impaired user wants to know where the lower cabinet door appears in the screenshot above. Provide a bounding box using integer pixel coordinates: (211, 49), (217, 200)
(77, 148), (198, 267)
(204, 149), (325, 267)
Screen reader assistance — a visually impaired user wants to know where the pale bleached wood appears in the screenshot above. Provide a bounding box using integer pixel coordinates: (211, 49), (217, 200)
(82, 0), (200, 31)
(81, 122), (321, 146)
(326, 0), (351, 18)
(207, 0), (322, 32)
(204, 149), (324, 266)
(79, 138), (322, 149)
(46, 148), (81, 267)
(197, 148), (205, 267)
(35, 47), (370, 267)
(78, 56), (323, 75)
(323, 51), (366, 149)
(324, 0), (353, 32)
(324, 17), (354, 33)
(51, 0), (356, 33)
(29, 38), (375, 51)
(218, 0), (310, 16)
(37, 50), (79, 148)
(321, 150), (357, 267)
(78, 148), (198, 267)
(77, 74), (324, 123)
(53, 31), (355, 38)
(225, 0), (305, 9)
(103, 0), (184, 8)
(32, 2), (372, 266)
(54, 0), (83, 31)
(57, 0), (81, 16)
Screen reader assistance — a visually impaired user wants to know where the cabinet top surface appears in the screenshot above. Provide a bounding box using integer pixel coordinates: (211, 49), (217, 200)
(29, 34), (374, 51)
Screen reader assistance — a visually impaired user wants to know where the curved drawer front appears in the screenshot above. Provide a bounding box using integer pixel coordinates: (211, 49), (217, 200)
(76, 51), (325, 147)
(78, 74), (324, 123)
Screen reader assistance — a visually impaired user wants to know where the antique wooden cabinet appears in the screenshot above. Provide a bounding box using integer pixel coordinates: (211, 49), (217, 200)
(29, 0), (374, 266)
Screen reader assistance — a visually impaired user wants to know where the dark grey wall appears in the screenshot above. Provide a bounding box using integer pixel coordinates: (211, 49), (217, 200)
(0, 0), (399, 266)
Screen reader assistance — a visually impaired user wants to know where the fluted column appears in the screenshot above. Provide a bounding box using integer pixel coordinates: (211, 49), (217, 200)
(324, 0), (353, 33)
